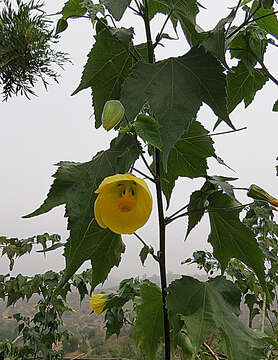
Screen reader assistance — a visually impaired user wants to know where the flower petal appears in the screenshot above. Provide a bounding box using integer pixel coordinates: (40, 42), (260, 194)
(90, 294), (107, 315)
(94, 193), (107, 229)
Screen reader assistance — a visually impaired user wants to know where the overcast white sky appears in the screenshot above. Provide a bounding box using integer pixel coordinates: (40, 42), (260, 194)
(0, 1), (277, 285)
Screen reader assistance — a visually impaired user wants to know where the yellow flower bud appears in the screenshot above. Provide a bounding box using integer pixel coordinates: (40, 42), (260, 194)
(94, 173), (152, 234)
(101, 100), (125, 131)
(89, 294), (107, 315)
(247, 184), (278, 207)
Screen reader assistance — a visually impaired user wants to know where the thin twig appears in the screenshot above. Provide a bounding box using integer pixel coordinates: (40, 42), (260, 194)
(203, 342), (220, 360)
(252, 10), (278, 25)
(227, 9), (278, 39)
(141, 151), (155, 177)
(153, 10), (174, 49)
(166, 203), (189, 221)
(128, 5), (141, 15)
(258, 58), (278, 86)
(226, 0), (242, 36)
(134, 232), (159, 262)
(166, 203), (253, 225)
(178, 127), (247, 142)
(132, 167), (155, 182)
(134, 0), (143, 15)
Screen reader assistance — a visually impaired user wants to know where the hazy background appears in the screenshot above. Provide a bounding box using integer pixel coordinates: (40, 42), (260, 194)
(1, 1), (277, 285)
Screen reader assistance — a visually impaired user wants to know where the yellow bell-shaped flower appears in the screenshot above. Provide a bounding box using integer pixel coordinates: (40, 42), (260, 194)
(89, 294), (107, 315)
(94, 173), (152, 234)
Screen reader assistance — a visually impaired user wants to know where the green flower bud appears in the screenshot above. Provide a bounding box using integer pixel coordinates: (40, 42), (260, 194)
(101, 100), (125, 131)
(248, 184), (278, 207)
(247, 184), (270, 202)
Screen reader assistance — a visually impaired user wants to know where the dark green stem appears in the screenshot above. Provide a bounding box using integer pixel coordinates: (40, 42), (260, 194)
(142, 1), (171, 359)
(155, 149), (171, 360)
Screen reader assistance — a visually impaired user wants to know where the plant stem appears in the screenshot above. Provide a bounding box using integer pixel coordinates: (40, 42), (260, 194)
(178, 127), (247, 142)
(260, 292), (266, 333)
(166, 203), (253, 224)
(134, 232), (158, 262)
(155, 149), (171, 360)
(132, 167), (155, 182)
(153, 10), (173, 49)
(203, 342), (220, 360)
(142, 1), (171, 358)
(165, 203), (189, 222)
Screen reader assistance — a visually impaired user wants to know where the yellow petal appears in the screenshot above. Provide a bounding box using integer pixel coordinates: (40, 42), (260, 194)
(94, 193), (107, 229)
(90, 294), (107, 315)
(94, 174), (152, 234)
(267, 196), (278, 207)
(95, 173), (151, 198)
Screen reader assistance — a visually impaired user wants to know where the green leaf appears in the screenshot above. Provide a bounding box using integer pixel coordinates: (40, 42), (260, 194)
(105, 308), (124, 338)
(64, 220), (125, 290)
(55, 18), (68, 35)
(110, 27), (134, 49)
(36, 243), (65, 253)
(186, 190), (207, 239)
(167, 276), (267, 360)
(139, 245), (151, 266)
(61, 0), (86, 19)
(148, 0), (170, 20)
(167, 121), (215, 178)
(262, 0), (274, 8)
(134, 282), (164, 360)
(24, 133), (140, 289)
(167, 276), (205, 316)
(273, 99), (278, 111)
(134, 114), (162, 150)
(229, 27), (269, 72)
(226, 62), (268, 114)
(202, 9), (236, 67)
(251, 1), (278, 40)
(206, 175), (238, 199)
(100, 0), (131, 21)
(161, 0), (207, 46)
(72, 23), (146, 128)
(161, 121), (215, 206)
(122, 46), (233, 165)
(207, 192), (266, 290)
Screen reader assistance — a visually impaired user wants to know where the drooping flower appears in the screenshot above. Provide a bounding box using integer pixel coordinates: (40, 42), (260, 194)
(247, 184), (278, 207)
(94, 173), (153, 234)
(89, 294), (107, 315)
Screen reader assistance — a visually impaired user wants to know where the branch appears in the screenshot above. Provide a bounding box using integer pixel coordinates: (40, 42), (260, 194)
(142, 1), (170, 358)
(166, 203), (253, 225)
(165, 203), (189, 222)
(203, 342), (220, 360)
(132, 167), (155, 182)
(227, 9), (278, 40)
(257, 58), (278, 87)
(133, 232), (159, 262)
(178, 127), (247, 142)
(226, 0), (242, 36)
(153, 10), (173, 49)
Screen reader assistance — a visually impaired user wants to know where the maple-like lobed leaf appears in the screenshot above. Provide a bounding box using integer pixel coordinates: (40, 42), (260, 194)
(61, 0), (86, 19)
(24, 133), (140, 290)
(226, 62), (268, 114)
(122, 46), (232, 166)
(167, 276), (268, 359)
(161, 121), (215, 206)
(207, 191), (266, 291)
(100, 0), (131, 21)
(72, 22), (147, 128)
(134, 282), (164, 360)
